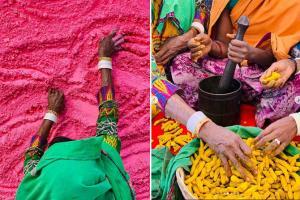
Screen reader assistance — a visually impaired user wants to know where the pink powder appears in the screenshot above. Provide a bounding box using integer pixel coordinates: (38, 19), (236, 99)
(0, 1), (149, 199)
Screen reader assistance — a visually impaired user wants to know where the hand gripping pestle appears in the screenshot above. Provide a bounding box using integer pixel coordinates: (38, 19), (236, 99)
(217, 16), (250, 93)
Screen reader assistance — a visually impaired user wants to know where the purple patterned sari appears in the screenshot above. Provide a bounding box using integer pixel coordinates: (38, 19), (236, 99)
(171, 44), (300, 127)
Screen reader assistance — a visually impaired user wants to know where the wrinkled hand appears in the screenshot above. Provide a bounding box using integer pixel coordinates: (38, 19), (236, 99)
(188, 33), (212, 62)
(99, 29), (124, 57)
(200, 121), (256, 181)
(48, 88), (64, 114)
(228, 38), (251, 63)
(260, 59), (296, 89)
(254, 116), (297, 156)
(154, 36), (186, 65)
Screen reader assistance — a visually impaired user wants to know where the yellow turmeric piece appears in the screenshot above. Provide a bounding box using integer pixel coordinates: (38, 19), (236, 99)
(261, 71), (281, 84)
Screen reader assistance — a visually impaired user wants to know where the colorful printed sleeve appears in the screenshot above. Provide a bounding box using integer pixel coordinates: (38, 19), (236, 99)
(151, 55), (181, 111)
(96, 85), (121, 153)
(24, 135), (47, 175)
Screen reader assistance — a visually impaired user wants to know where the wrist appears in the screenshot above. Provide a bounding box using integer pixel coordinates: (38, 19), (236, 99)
(288, 58), (297, 74)
(289, 114), (300, 136)
(197, 121), (215, 139)
(246, 46), (255, 62)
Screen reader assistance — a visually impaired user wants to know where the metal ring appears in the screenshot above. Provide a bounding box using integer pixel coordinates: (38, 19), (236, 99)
(274, 138), (281, 145)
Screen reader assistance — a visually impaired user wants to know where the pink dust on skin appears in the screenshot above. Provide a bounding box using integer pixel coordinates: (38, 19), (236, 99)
(0, 0), (149, 199)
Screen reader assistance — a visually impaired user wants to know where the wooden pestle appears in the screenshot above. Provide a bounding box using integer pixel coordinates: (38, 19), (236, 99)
(217, 16), (250, 93)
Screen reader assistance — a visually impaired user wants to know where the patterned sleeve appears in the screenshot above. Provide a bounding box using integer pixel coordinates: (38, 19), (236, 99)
(151, 56), (181, 111)
(23, 135), (47, 175)
(96, 85), (121, 153)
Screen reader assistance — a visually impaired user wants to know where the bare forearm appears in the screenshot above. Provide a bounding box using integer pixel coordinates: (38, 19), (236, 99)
(248, 47), (275, 69)
(100, 69), (112, 87)
(165, 94), (195, 126)
(36, 119), (54, 147)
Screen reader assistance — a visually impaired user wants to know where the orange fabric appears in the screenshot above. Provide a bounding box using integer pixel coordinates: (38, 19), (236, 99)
(208, 0), (300, 60)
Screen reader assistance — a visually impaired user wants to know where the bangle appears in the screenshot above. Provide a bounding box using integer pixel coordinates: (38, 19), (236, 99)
(194, 118), (211, 137)
(289, 113), (300, 136)
(191, 22), (205, 34)
(98, 60), (112, 70)
(99, 57), (112, 61)
(44, 112), (57, 123)
(187, 111), (207, 135)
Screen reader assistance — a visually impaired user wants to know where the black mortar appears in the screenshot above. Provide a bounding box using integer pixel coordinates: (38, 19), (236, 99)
(198, 76), (242, 126)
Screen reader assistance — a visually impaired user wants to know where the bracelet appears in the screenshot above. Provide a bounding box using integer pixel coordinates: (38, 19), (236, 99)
(44, 112), (58, 123)
(191, 22), (205, 34)
(289, 113), (300, 136)
(99, 57), (112, 61)
(187, 111), (207, 135)
(194, 118), (211, 137)
(98, 60), (112, 70)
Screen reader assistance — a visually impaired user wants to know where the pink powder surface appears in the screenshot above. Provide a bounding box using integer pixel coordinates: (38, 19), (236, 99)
(0, 1), (149, 199)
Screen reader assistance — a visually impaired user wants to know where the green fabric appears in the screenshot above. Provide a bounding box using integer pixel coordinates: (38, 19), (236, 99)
(16, 136), (134, 200)
(226, 0), (239, 10)
(155, 0), (195, 34)
(153, 125), (300, 200)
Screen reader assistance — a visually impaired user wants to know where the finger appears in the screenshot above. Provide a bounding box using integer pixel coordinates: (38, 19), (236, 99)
(255, 125), (275, 142)
(218, 153), (232, 177)
(155, 48), (169, 61)
(272, 142), (288, 156)
(238, 139), (252, 156)
(228, 55), (243, 63)
(114, 38), (125, 47)
(190, 45), (206, 53)
(230, 39), (246, 47)
(266, 80), (276, 88)
(112, 34), (123, 42)
(255, 130), (278, 148)
(235, 146), (253, 167)
(264, 139), (281, 155)
(226, 151), (250, 181)
(228, 49), (245, 60)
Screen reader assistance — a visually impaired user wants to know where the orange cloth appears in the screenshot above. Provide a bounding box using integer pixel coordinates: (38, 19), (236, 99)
(208, 0), (300, 60)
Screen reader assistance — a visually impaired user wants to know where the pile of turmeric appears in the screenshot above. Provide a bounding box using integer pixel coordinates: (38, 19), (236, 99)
(185, 138), (300, 199)
(154, 118), (193, 152)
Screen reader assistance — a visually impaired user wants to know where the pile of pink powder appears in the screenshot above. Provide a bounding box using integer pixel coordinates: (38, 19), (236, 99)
(0, 0), (149, 199)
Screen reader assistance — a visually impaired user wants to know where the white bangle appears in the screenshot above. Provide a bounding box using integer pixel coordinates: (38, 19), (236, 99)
(98, 60), (112, 70)
(191, 22), (205, 34)
(289, 113), (300, 136)
(44, 113), (58, 123)
(187, 111), (207, 134)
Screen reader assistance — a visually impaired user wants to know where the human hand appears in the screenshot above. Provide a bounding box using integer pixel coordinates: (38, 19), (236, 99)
(227, 36), (252, 63)
(260, 59), (296, 89)
(199, 121), (256, 181)
(99, 29), (124, 57)
(154, 36), (187, 65)
(188, 33), (212, 62)
(47, 88), (64, 114)
(254, 116), (297, 156)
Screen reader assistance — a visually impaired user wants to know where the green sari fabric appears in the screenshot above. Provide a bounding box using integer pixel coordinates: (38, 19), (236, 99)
(152, 125), (300, 200)
(153, 0), (195, 34)
(16, 136), (134, 200)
